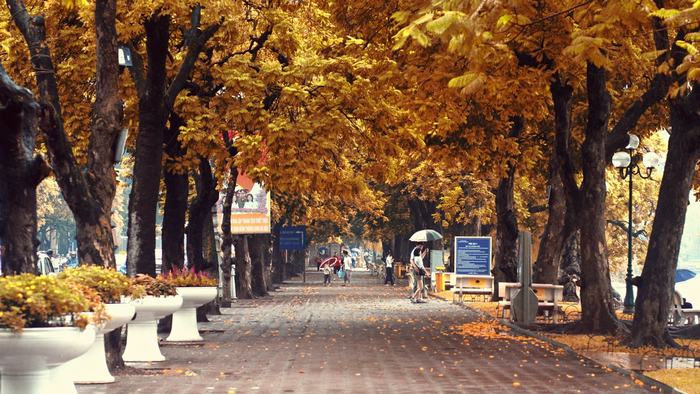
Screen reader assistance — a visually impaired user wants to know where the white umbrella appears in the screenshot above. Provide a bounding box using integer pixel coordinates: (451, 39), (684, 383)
(409, 229), (443, 242)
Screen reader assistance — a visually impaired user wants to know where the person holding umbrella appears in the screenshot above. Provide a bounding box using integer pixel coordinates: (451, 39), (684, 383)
(410, 244), (428, 303)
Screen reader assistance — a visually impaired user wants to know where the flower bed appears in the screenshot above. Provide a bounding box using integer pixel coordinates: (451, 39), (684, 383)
(160, 266), (217, 287)
(133, 274), (178, 296)
(0, 274), (98, 332)
(58, 265), (144, 303)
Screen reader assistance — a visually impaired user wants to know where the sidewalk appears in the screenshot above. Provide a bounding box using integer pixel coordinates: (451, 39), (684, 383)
(78, 271), (658, 393)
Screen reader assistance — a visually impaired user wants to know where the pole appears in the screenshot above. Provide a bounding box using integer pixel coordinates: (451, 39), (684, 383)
(623, 166), (635, 313)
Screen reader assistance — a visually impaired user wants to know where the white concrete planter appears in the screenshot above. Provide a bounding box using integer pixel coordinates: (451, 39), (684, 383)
(63, 303), (136, 384)
(122, 295), (183, 362)
(166, 287), (217, 342)
(0, 326), (96, 394)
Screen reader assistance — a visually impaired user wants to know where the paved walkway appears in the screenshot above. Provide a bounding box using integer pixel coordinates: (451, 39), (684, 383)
(79, 271), (657, 394)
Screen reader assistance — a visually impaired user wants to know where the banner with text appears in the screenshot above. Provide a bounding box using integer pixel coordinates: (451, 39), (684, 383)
(454, 236), (492, 276)
(216, 173), (271, 234)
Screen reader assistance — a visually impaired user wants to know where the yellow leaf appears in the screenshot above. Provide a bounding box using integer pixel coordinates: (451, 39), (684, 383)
(676, 40), (697, 55)
(448, 72), (478, 88)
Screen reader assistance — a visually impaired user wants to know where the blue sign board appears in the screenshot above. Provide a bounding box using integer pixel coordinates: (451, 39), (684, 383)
(454, 236), (492, 276)
(280, 226), (306, 250)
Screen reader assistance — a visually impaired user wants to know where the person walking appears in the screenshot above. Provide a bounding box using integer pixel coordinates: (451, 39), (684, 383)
(384, 250), (395, 286)
(408, 244), (420, 300)
(410, 244), (428, 303)
(342, 249), (352, 286)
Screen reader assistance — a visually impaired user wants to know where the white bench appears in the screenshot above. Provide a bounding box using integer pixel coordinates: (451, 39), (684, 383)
(670, 290), (700, 326)
(451, 275), (493, 304)
(497, 282), (564, 323)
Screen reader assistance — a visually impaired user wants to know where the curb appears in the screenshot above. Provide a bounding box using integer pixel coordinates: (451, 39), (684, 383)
(429, 292), (685, 394)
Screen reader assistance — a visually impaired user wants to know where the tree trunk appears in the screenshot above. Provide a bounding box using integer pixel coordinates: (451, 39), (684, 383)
(250, 235), (268, 296)
(631, 97), (700, 346)
(127, 15), (170, 276)
(201, 211), (221, 318)
(162, 113), (188, 273)
(534, 76), (575, 285)
(235, 235), (254, 298)
(558, 232), (581, 302)
(578, 63), (619, 333)
(186, 158), (218, 273)
(262, 234), (273, 291)
(493, 166), (518, 283)
(271, 221), (285, 283)
(534, 159), (568, 284)
(493, 117), (523, 289)
(0, 64), (48, 275)
(221, 168), (237, 306)
(203, 211), (218, 269)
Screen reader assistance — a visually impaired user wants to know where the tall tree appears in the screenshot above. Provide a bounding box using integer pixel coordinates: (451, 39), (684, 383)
(632, 5), (700, 344)
(126, 6), (220, 276)
(7, 0), (123, 267)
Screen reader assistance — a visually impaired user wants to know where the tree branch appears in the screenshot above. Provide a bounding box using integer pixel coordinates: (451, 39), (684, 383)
(605, 14), (676, 159)
(164, 20), (222, 111)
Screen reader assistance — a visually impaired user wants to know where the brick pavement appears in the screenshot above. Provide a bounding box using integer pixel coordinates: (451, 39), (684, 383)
(78, 271), (659, 394)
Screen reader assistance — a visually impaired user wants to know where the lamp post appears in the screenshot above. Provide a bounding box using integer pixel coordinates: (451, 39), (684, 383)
(611, 134), (660, 314)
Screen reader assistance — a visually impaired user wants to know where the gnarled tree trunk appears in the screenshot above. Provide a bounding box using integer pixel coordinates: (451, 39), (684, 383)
(631, 95), (700, 347)
(0, 64), (49, 275)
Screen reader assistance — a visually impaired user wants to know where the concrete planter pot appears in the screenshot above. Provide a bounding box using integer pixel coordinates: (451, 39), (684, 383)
(63, 303), (136, 384)
(122, 295), (183, 362)
(0, 326), (96, 394)
(166, 287), (217, 342)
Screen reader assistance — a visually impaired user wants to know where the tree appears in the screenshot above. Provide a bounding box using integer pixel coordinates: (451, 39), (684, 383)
(125, 4), (220, 276)
(5, 0), (123, 268)
(632, 4), (700, 346)
(394, 0), (674, 333)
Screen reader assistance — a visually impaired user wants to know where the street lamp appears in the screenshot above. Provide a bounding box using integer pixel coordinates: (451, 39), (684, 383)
(611, 134), (661, 314)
